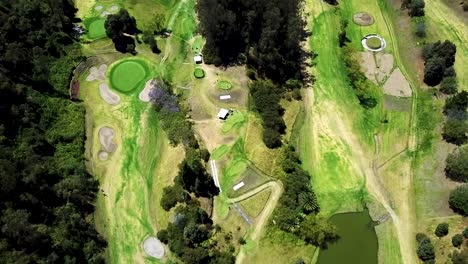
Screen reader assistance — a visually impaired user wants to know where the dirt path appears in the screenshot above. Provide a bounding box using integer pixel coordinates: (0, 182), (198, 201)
(232, 181), (283, 264)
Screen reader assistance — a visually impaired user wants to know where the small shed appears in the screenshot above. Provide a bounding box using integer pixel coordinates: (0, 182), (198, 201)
(233, 182), (245, 191)
(194, 54), (203, 64)
(217, 108), (229, 120)
(219, 95), (231, 100)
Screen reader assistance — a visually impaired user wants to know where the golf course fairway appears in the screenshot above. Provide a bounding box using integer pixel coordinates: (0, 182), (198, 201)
(110, 60), (149, 93)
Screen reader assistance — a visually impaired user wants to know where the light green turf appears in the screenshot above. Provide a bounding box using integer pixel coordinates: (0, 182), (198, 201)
(194, 67), (205, 78)
(211, 145), (230, 160)
(87, 19), (106, 39)
(217, 80), (233, 90)
(109, 60), (148, 93)
(222, 111), (246, 133)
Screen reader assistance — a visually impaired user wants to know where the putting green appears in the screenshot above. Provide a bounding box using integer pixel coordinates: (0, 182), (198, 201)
(109, 60), (149, 93)
(217, 80), (233, 90)
(194, 67), (205, 78)
(366, 37), (382, 49)
(87, 18), (106, 39)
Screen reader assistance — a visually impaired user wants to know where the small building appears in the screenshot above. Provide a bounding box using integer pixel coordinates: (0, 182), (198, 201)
(219, 95), (231, 100)
(233, 182), (245, 191)
(194, 54), (203, 64)
(217, 108), (230, 120)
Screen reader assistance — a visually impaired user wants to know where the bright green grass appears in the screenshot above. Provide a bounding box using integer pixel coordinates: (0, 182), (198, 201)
(366, 37), (382, 49)
(87, 19), (106, 39)
(217, 80), (233, 90)
(109, 60), (148, 93)
(194, 67), (205, 78)
(192, 35), (205, 53)
(211, 145), (230, 160)
(222, 111), (246, 133)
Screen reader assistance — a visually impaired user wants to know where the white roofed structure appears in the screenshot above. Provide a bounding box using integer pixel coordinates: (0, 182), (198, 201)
(217, 108), (229, 120)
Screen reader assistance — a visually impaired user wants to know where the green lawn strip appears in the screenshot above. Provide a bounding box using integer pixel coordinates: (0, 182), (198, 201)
(211, 144), (230, 160)
(217, 80), (233, 90)
(222, 111), (247, 133)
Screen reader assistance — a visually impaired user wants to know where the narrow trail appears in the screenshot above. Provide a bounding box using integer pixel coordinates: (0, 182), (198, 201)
(233, 181), (283, 264)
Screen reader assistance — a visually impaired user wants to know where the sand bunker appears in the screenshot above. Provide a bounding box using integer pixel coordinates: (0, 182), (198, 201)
(95, 5), (103, 11)
(99, 83), (121, 105)
(99, 126), (117, 153)
(139, 79), (154, 102)
(100, 11), (111, 17)
(98, 151), (109, 161)
(109, 5), (119, 11)
(86, 64), (108, 82)
(360, 52), (394, 85)
(383, 68), (412, 97)
(143, 237), (165, 259)
(353, 12), (374, 26)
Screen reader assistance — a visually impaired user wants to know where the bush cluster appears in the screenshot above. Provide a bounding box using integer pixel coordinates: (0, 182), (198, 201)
(416, 233), (435, 262)
(422, 40), (457, 86)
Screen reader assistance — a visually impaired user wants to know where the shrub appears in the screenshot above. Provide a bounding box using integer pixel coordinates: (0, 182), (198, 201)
(442, 119), (468, 146)
(409, 0), (425, 17)
(423, 40), (457, 86)
(415, 22), (426, 38)
(449, 184), (468, 216)
(417, 240), (435, 261)
(445, 146), (468, 182)
(452, 234), (464, 247)
(444, 91), (468, 119)
(435, 223), (449, 237)
(440, 77), (457, 94)
(463, 227), (468, 238)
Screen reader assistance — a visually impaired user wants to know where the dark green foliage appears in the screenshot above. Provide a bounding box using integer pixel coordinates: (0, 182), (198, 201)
(442, 119), (468, 145)
(142, 31), (161, 54)
(297, 215), (338, 247)
(250, 80), (286, 148)
(197, 0), (308, 83)
(452, 234), (464, 247)
(451, 246), (468, 264)
(415, 22), (426, 38)
(323, 0), (338, 5)
(342, 46), (378, 109)
(0, 0), (106, 262)
(435, 223), (449, 237)
(449, 184), (468, 216)
(445, 146), (468, 182)
(440, 77), (458, 94)
(161, 185), (186, 211)
(423, 40), (457, 86)
(176, 158), (219, 198)
(409, 0), (425, 16)
(443, 91), (468, 119)
(416, 234), (435, 261)
(463, 227), (468, 238)
(338, 19), (350, 47)
(158, 204), (234, 264)
(105, 9), (139, 54)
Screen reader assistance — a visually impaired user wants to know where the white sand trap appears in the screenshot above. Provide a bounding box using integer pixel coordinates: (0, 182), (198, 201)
(99, 126), (117, 153)
(383, 68), (412, 97)
(99, 83), (120, 105)
(353, 12), (374, 26)
(86, 64), (108, 82)
(98, 151), (109, 161)
(109, 5), (119, 11)
(139, 79), (154, 102)
(95, 5), (103, 11)
(360, 52), (394, 85)
(143, 237), (165, 259)
(100, 11), (111, 17)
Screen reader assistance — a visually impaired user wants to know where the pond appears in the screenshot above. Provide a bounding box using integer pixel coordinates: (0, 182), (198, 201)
(317, 210), (378, 264)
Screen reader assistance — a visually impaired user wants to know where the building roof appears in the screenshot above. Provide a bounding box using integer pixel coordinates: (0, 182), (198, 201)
(194, 55), (203, 63)
(219, 95), (231, 100)
(217, 108), (229, 119)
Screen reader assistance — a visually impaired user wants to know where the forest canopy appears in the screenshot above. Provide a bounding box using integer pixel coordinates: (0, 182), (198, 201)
(0, 0), (106, 262)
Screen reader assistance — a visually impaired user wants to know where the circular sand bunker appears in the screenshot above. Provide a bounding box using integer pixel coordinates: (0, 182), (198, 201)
(109, 60), (149, 93)
(362, 34), (386, 52)
(353, 12), (374, 26)
(98, 151), (109, 161)
(143, 237), (165, 259)
(99, 126), (117, 153)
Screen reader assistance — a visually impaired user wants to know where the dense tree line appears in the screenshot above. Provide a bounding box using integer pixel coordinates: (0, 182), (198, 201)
(0, 0), (106, 262)
(249, 80), (286, 148)
(272, 146), (337, 247)
(423, 40), (457, 86)
(197, 0), (308, 83)
(105, 9), (139, 54)
(402, 0), (425, 17)
(342, 46), (378, 109)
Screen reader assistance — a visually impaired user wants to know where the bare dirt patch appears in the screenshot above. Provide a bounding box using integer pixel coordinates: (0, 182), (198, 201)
(193, 120), (235, 151)
(353, 12), (375, 26)
(383, 68), (412, 97)
(99, 83), (121, 105)
(86, 64), (107, 81)
(360, 52), (394, 85)
(139, 79), (154, 102)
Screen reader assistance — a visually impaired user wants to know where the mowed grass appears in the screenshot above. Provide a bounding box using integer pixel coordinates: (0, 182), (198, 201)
(87, 18), (106, 39)
(239, 189), (271, 218)
(109, 59), (149, 93)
